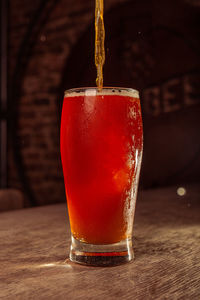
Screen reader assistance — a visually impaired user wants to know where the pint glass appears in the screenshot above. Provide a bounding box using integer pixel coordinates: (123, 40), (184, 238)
(60, 87), (143, 266)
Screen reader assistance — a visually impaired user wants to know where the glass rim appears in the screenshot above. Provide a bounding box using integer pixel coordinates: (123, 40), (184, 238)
(64, 87), (139, 98)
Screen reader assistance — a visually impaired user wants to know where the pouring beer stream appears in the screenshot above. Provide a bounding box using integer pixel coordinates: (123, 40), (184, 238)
(95, 0), (105, 89)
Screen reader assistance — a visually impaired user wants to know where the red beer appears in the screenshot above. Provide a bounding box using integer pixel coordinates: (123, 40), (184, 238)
(60, 88), (143, 245)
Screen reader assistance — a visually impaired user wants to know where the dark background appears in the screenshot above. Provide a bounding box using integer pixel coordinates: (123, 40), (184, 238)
(0, 0), (200, 209)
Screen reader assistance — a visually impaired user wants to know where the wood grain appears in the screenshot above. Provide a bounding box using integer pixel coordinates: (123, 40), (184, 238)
(0, 184), (200, 299)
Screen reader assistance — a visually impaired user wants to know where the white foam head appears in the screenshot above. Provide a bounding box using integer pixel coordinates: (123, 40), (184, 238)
(64, 87), (139, 98)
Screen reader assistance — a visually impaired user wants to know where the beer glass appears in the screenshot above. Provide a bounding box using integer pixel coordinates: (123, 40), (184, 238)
(60, 87), (143, 266)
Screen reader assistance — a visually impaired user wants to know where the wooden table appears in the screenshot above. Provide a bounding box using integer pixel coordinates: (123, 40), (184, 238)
(0, 185), (200, 299)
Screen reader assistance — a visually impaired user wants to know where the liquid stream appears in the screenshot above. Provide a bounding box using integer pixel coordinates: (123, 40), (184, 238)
(95, 0), (105, 89)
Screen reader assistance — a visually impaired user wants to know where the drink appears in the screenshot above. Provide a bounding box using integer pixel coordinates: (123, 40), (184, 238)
(95, 0), (105, 88)
(60, 0), (142, 268)
(60, 87), (143, 266)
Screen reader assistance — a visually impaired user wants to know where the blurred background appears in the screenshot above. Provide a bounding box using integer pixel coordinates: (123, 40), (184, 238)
(0, 0), (200, 210)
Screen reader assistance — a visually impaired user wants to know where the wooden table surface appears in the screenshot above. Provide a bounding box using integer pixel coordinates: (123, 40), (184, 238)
(0, 185), (200, 300)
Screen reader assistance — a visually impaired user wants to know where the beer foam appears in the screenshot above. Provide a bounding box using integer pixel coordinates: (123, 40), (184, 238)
(64, 87), (139, 98)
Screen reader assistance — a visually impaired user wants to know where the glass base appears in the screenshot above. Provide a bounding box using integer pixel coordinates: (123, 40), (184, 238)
(69, 236), (134, 266)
